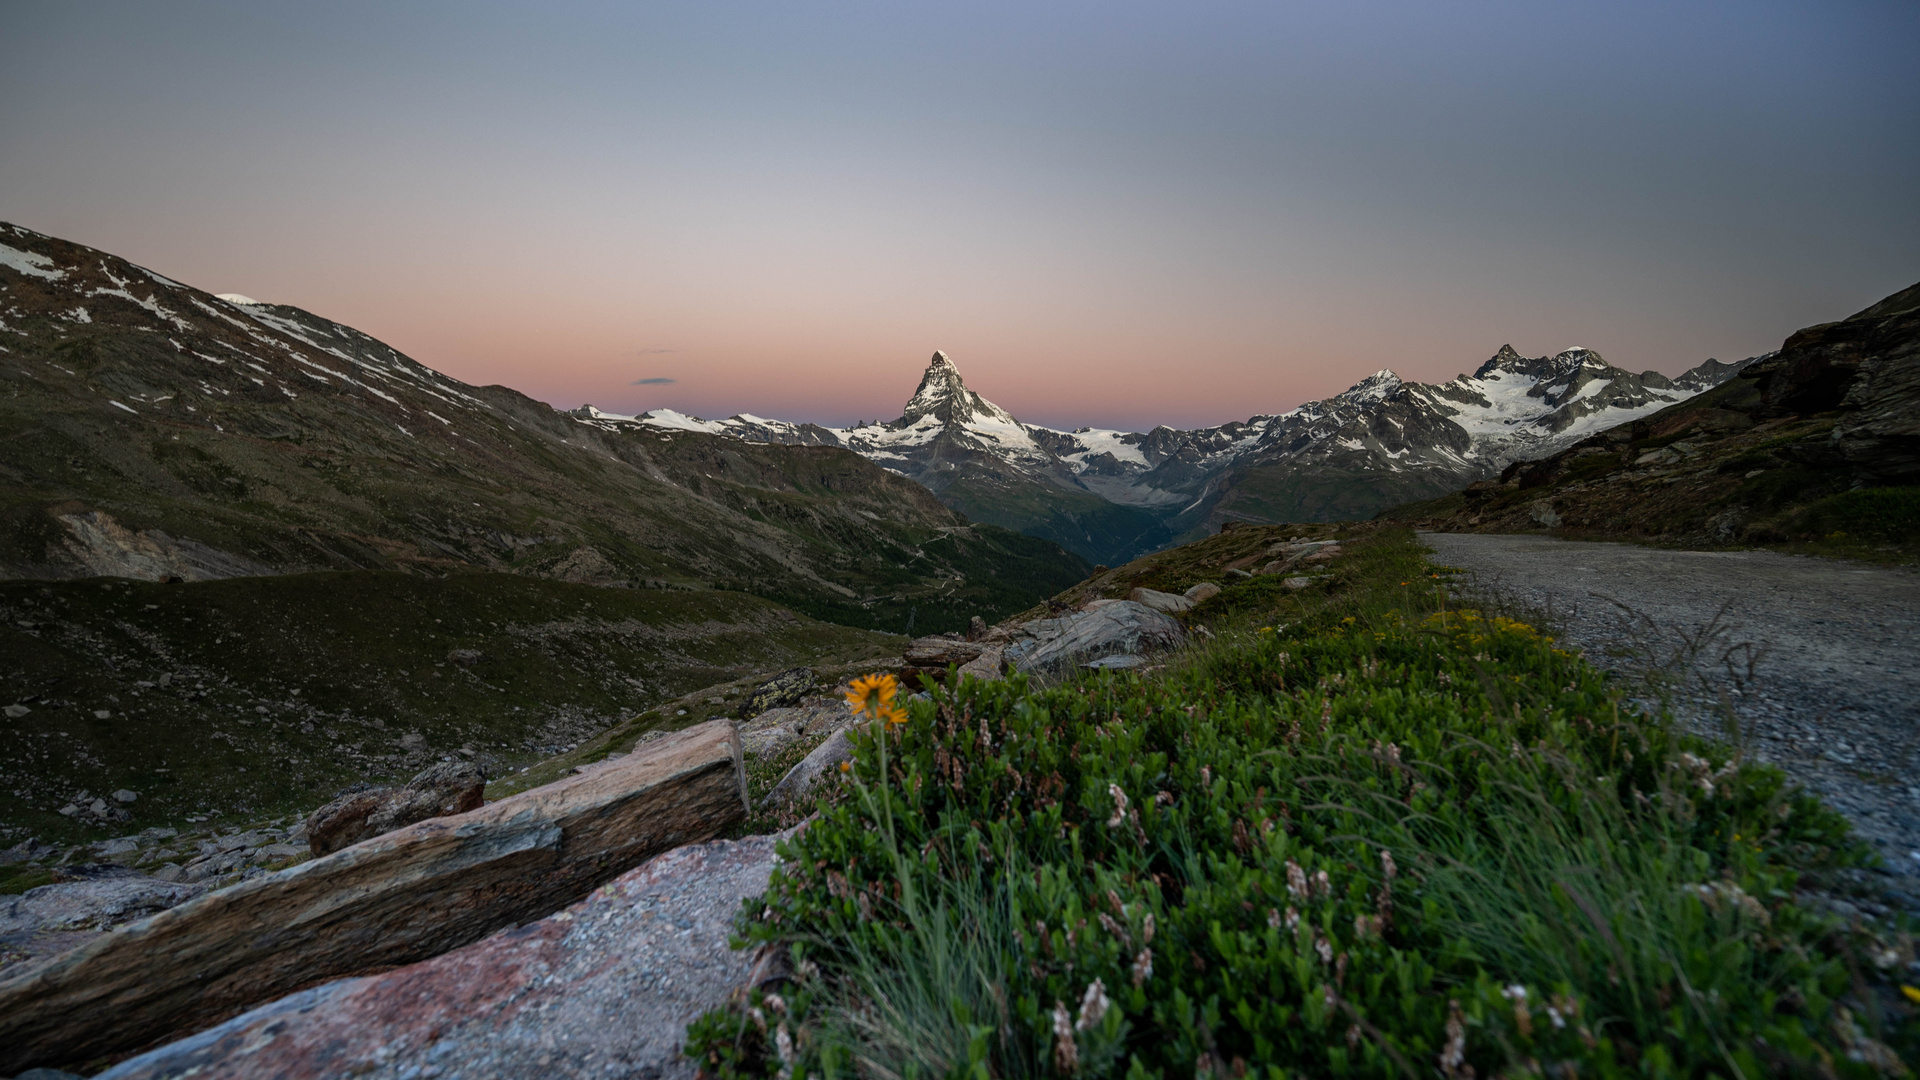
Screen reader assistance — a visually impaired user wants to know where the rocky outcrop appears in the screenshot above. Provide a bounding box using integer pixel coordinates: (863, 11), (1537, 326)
(304, 761), (486, 857)
(1002, 601), (1184, 679)
(96, 830), (794, 1080)
(0, 719), (747, 1077)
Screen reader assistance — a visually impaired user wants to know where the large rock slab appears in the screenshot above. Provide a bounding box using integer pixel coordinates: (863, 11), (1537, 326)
(0, 719), (748, 1076)
(1002, 600), (1185, 679)
(97, 830), (791, 1080)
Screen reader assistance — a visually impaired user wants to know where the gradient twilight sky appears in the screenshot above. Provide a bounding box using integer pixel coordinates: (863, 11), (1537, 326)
(3, 2), (1916, 431)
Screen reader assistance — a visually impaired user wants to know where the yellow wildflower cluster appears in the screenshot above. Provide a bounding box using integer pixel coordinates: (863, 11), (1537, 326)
(845, 672), (909, 727)
(1414, 610), (1556, 649)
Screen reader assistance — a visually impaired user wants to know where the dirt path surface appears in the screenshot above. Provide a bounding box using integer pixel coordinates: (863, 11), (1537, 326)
(1421, 531), (1920, 914)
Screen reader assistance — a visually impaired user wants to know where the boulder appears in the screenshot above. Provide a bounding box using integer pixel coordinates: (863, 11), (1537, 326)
(734, 697), (851, 760)
(95, 830), (794, 1080)
(967, 615), (989, 641)
(305, 761), (486, 857)
(760, 725), (861, 811)
(1002, 601), (1185, 679)
(0, 719), (747, 1077)
(954, 644), (1005, 682)
(1127, 587), (1193, 614)
(1183, 582), (1221, 603)
(736, 667), (813, 717)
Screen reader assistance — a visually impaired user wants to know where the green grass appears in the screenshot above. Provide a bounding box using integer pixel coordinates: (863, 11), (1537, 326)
(684, 527), (1911, 1079)
(0, 571), (898, 844)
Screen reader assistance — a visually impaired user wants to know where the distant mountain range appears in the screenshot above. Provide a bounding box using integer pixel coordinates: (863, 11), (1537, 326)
(573, 346), (1755, 564)
(0, 224), (1086, 633)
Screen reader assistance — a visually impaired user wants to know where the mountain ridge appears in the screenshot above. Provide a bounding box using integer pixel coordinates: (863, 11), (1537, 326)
(577, 344), (1755, 563)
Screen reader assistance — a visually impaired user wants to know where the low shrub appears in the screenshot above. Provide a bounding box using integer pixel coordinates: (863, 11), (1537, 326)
(686, 530), (1906, 1079)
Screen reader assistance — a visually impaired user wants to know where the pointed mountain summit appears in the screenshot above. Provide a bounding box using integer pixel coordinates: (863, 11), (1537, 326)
(585, 343), (1759, 564)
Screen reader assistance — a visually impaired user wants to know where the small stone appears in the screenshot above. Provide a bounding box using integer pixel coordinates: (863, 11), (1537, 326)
(1182, 582), (1222, 603)
(158, 673), (172, 687)
(4, 704), (28, 718)
(1283, 576), (1312, 590)
(113, 789), (139, 803)
(59, 804), (80, 817)
(94, 710), (111, 719)
(89, 798), (109, 815)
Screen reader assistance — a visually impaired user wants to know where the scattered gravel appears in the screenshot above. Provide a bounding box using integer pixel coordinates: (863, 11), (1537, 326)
(1423, 531), (1920, 913)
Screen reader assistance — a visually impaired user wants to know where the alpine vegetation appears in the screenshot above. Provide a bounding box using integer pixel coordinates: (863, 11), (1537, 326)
(684, 527), (1910, 1079)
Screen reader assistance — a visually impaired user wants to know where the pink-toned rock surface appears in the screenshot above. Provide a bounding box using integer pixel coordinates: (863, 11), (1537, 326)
(99, 831), (788, 1080)
(0, 719), (746, 1075)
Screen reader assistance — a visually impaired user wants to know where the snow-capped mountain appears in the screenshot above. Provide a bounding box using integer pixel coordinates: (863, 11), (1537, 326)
(572, 347), (1755, 562)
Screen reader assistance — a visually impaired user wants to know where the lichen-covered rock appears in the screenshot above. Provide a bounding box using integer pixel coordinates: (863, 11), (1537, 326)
(736, 666), (814, 717)
(0, 720), (746, 1077)
(304, 760), (486, 857)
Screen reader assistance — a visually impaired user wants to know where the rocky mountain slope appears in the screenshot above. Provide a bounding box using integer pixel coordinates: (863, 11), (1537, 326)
(583, 347), (1752, 566)
(1389, 279), (1920, 559)
(0, 224), (1087, 633)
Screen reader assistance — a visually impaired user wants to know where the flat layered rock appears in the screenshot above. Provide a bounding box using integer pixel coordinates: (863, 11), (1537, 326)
(903, 635), (987, 667)
(0, 719), (748, 1076)
(98, 830), (791, 1080)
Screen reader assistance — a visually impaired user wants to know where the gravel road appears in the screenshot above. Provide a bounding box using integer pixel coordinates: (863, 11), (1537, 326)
(1421, 531), (1920, 912)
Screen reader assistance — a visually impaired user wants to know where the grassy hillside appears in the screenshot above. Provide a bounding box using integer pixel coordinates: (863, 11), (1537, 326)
(684, 526), (1913, 1078)
(0, 571), (898, 846)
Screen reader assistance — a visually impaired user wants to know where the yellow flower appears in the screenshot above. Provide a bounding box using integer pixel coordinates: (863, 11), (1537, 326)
(845, 672), (899, 720)
(882, 705), (910, 728)
(838, 760), (852, 773)
(1903, 985), (1920, 1005)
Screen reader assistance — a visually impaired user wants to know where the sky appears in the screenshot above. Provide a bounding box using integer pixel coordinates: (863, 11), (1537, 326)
(3, 1), (1916, 432)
